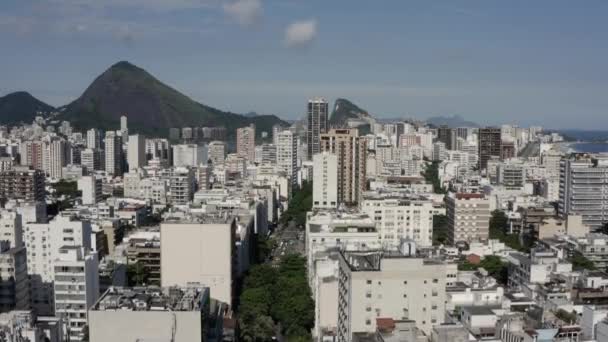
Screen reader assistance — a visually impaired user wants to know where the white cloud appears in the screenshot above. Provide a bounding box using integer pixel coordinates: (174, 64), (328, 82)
(223, 0), (262, 26)
(284, 19), (317, 47)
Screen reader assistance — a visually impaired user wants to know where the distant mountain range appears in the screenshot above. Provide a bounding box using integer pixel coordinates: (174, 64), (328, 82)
(0, 61), (288, 137)
(425, 115), (479, 128)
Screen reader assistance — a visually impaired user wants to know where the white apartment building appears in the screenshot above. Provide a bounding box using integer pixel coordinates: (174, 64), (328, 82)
(276, 130), (297, 182)
(169, 167), (195, 205)
(559, 154), (608, 229)
(86, 128), (102, 149)
(104, 131), (123, 176)
(77, 176), (102, 205)
(361, 194), (435, 247)
(336, 249), (447, 341)
(446, 193), (491, 245)
(145, 138), (171, 166)
(0, 210), (23, 248)
(88, 286), (210, 342)
(208, 140), (226, 165)
(236, 124), (256, 162)
(312, 152), (338, 209)
(127, 134), (145, 171)
(25, 214), (92, 315)
(172, 144), (207, 167)
(53, 246), (99, 342)
(161, 219), (236, 306)
(43, 139), (67, 179)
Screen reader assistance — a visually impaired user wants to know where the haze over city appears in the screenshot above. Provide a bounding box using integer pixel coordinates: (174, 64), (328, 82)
(2, 0), (608, 129)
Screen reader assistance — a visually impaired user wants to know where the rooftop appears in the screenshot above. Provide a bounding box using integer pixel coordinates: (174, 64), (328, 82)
(92, 286), (208, 312)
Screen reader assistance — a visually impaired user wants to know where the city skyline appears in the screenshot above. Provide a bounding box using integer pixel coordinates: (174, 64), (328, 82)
(2, 1), (608, 129)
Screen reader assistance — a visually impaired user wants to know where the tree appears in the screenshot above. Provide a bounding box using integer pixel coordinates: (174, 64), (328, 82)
(126, 262), (148, 286)
(280, 182), (313, 227)
(570, 253), (596, 270)
(432, 214), (448, 245)
(489, 210), (508, 235)
(422, 161), (447, 194)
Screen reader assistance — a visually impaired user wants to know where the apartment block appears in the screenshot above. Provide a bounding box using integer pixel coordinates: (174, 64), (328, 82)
(446, 193), (491, 245)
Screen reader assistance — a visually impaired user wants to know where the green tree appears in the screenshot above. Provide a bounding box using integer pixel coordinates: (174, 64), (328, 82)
(432, 214), (448, 245)
(422, 161), (447, 194)
(569, 253), (596, 270)
(280, 182), (313, 227)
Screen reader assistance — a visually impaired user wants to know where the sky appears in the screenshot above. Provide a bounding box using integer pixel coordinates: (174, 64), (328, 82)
(1, 0), (608, 129)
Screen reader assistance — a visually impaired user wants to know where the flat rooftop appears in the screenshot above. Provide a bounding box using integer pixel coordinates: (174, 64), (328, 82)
(92, 286), (208, 312)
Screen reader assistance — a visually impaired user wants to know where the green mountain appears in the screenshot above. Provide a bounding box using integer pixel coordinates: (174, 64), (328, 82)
(58, 61), (287, 137)
(0, 91), (55, 125)
(329, 98), (370, 127)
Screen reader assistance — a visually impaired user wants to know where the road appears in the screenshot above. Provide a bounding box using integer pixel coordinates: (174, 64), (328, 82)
(271, 220), (305, 261)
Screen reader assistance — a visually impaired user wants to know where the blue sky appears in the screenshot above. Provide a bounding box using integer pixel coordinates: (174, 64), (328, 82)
(1, 0), (608, 129)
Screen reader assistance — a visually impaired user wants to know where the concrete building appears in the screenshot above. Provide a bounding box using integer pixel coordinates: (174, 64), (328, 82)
(313, 152), (338, 209)
(336, 249), (447, 341)
(120, 115), (128, 138)
(432, 142), (447, 161)
(478, 127), (502, 170)
(145, 138), (171, 166)
(0, 211), (23, 248)
(86, 128), (102, 149)
(254, 143), (276, 165)
(320, 129), (367, 206)
(77, 176), (102, 205)
(361, 194), (435, 247)
(81, 148), (103, 171)
(236, 124), (256, 162)
(127, 134), (146, 171)
(126, 233), (161, 286)
(276, 130), (298, 183)
(0, 245), (29, 312)
(161, 219), (236, 305)
(307, 97), (329, 160)
(43, 139), (67, 179)
(20, 140), (44, 170)
(25, 214), (92, 316)
(53, 246), (99, 342)
(208, 140), (226, 165)
(172, 144), (207, 167)
(431, 324), (469, 342)
(104, 131), (123, 176)
(497, 162), (526, 189)
(88, 286), (210, 342)
(559, 154), (608, 229)
(446, 193), (491, 245)
(169, 167), (195, 205)
(0, 166), (45, 202)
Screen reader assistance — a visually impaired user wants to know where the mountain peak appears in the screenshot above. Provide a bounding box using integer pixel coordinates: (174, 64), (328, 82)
(0, 91), (54, 125)
(56, 61), (287, 137)
(329, 98), (369, 127)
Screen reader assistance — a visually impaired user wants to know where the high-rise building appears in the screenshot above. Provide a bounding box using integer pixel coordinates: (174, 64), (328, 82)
(43, 139), (67, 179)
(0, 211), (23, 248)
(559, 154), (608, 229)
(255, 143), (277, 165)
(478, 127), (502, 170)
(172, 144), (207, 167)
(104, 131), (123, 176)
(276, 130), (298, 182)
(169, 167), (195, 205)
(437, 125), (453, 150)
(81, 148), (104, 171)
(0, 245), (29, 312)
(320, 128), (367, 206)
(145, 138), (171, 166)
(336, 249), (447, 341)
(312, 152), (338, 209)
(446, 193), (491, 245)
(0, 166), (45, 202)
(87, 128), (102, 149)
(208, 141), (226, 165)
(89, 286), (211, 342)
(127, 134), (146, 171)
(77, 176), (102, 205)
(120, 115), (128, 138)
(307, 98), (329, 160)
(161, 219), (236, 306)
(53, 246), (99, 342)
(236, 124), (256, 162)
(20, 141), (44, 170)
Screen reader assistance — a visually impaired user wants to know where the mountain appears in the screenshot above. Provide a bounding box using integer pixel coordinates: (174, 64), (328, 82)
(426, 115), (479, 128)
(0, 91), (55, 125)
(58, 61), (288, 137)
(329, 98), (370, 127)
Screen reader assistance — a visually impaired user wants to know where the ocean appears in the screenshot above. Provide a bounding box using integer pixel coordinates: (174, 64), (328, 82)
(572, 142), (608, 153)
